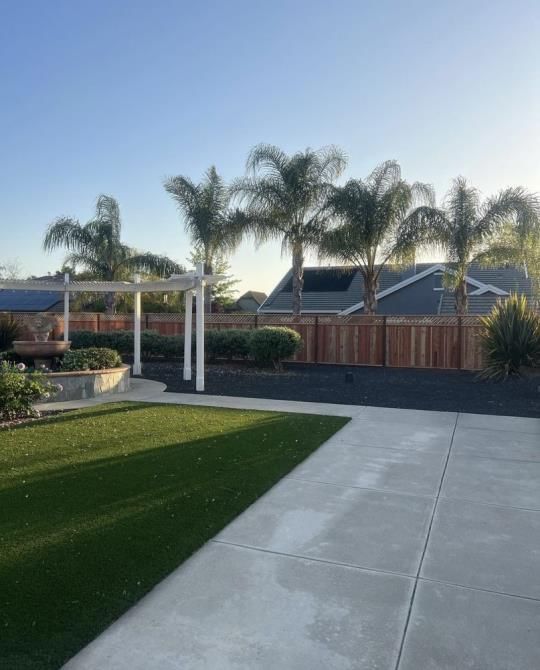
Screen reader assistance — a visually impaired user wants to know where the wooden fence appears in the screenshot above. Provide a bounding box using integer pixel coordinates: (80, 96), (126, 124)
(4, 312), (486, 370)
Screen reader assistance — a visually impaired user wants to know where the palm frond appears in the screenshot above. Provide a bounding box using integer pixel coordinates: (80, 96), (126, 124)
(118, 252), (183, 278)
(245, 144), (289, 177)
(64, 253), (109, 279)
(94, 195), (122, 239)
(43, 218), (94, 253)
(476, 187), (538, 238)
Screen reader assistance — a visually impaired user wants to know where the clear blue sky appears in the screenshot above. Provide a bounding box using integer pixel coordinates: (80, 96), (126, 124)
(1, 0), (539, 295)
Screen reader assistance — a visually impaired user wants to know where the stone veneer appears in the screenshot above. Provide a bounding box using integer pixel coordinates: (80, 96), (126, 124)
(45, 365), (131, 402)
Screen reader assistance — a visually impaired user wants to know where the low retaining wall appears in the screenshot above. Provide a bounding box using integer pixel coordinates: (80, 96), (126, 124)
(45, 365), (130, 402)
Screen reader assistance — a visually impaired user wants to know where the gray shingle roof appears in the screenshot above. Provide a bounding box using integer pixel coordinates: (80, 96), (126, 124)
(260, 263), (533, 315)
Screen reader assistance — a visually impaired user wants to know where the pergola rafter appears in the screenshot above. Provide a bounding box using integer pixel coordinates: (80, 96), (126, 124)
(0, 263), (225, 391)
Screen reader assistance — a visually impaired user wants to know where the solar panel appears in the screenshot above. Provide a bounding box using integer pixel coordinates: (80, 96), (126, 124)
(282, 268), (357, 293)
(0, 290), (63, 311)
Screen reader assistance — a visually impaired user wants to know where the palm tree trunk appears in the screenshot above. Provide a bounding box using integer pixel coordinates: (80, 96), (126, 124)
(455, 280), (468, 315)
(363, 274), (378, 315)
(291, 244), (304, 316)
(104, 292), (116, 315)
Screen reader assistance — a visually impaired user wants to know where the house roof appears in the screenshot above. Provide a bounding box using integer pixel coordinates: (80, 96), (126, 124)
(259, 262), (533, 315)
(0, 290), (63, 312)
(238, 291), (267, 305)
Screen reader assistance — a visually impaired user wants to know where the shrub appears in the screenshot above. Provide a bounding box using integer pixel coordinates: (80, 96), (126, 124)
(0, 362), (57, 421)
(69, 330), (185, 359)
(0, 317), (22, 351)
(479, 294), (540, 380)
(205, 329), (251, 362)
(249, 326), (302, 370)
(61, 348), (123, 371)
(69, 330), (134, 354)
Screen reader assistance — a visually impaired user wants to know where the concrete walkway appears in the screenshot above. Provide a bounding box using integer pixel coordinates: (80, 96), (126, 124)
(54, 381), (540, 670)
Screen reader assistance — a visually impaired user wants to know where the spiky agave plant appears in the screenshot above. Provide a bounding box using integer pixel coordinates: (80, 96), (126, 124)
(479, 294), (540, 380)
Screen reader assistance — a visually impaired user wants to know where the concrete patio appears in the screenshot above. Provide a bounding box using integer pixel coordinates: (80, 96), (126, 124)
(56, 380), (540, 670)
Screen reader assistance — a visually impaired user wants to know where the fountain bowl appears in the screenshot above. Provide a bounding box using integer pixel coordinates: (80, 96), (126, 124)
(13, 340), (71, 369)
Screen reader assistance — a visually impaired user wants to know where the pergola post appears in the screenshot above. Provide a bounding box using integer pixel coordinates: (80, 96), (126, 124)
(195, 262), (205, 392)
(63, 273), (70, 341)
(183, 290), (193, 381)
(133, 274), (142, 376)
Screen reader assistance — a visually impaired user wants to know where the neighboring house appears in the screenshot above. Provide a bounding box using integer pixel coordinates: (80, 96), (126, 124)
(0, 290), (63, 312)
(235, 291), (268, 313)
(259, 263), (534, 315)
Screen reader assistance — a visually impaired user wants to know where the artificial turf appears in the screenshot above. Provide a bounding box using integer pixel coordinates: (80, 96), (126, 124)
(0, 402), (347, 669)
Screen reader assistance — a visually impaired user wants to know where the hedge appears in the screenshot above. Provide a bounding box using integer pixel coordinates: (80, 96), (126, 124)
(69, 330), (184, 358)
(206, 329), (251, 362)
(67, 327), (303, 368)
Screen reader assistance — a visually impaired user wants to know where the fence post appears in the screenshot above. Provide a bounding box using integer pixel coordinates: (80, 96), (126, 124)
(457, 316), (463, 370)
(382, 316), (387, 367)
(96, 313), (101, 332)
(314, 316), (319, 363)
(254, 314), (258, 329)
(145, 314), (149, 329)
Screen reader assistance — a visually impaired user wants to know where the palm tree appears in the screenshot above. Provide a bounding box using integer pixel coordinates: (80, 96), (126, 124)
(318, 161), (434, 314)
(232, 144), (347, 315)
(474, 212), (540, 302)
(164, 166), (243, 312)
(43, 195), (182, 313)
(404, 178), (538, 313)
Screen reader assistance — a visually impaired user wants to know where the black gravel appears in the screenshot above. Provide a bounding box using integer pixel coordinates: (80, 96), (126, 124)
(141, 361), (540, 418)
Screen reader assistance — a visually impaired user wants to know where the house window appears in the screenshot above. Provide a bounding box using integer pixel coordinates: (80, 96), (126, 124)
(433, 271), (444, 290)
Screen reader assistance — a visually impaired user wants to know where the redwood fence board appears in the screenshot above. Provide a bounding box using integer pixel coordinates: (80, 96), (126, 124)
(3, 311), (488, 370)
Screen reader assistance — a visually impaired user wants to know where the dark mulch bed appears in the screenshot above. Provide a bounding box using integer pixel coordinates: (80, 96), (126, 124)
(141, 361), (540, 418)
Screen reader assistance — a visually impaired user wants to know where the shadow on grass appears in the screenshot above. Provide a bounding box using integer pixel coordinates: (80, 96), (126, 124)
(0, 406), (347, 670)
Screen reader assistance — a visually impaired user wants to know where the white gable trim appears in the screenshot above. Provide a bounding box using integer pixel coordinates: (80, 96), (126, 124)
(469, 284), (509, 296)
(339, 264), (447, 315)
(338, 264), (501, 315)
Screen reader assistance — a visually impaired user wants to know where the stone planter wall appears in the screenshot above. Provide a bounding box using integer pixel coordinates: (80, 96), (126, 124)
(45, 365), (130, 402)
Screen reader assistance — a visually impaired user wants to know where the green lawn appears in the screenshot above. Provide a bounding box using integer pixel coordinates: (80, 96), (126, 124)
(0, 402), (347, 669)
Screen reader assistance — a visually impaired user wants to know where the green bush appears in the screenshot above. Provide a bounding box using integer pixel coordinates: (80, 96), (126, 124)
(205, 329), (251, 362)
(69, 330), (185, 359)
(69, 330), (134, 354)
(479, 294), (540, 380)
(249, 326), (302, 370)
(61, 348), (123, 371)
(0, 317), (22, 352)
(0, 362), (57, 421)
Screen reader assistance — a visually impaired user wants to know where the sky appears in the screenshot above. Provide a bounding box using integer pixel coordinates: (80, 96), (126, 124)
(1, 0), (539, 296)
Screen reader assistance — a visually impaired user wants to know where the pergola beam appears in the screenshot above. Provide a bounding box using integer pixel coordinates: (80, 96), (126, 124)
(0, 275), (224, 293)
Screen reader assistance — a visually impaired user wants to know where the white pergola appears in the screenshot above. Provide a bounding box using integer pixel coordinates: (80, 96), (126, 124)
(0, 262), (224, 392)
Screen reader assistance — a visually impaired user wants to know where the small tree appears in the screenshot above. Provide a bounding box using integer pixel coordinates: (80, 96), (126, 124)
(0, 259), (22, 280)
(187, 248), (239, 310)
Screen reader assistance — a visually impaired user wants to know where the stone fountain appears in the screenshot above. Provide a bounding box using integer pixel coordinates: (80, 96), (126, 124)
(13, 313), (71, 368)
